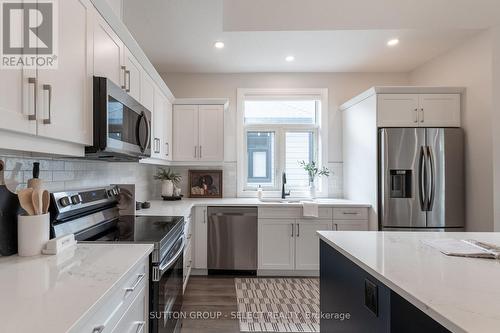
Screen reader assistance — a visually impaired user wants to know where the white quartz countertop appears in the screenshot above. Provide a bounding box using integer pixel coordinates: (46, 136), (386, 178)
(136, 198), (371, 217)
(0, 243), (153, 333)
(317, 231), (500, 333)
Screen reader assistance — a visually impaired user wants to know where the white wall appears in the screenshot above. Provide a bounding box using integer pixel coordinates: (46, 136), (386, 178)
(162, 72), (409, 197)
(410, 31), (494, 231)
(492, 27), (500, 231)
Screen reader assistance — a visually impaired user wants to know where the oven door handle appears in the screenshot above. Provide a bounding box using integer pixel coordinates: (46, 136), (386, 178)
(159, 236), (185, 275)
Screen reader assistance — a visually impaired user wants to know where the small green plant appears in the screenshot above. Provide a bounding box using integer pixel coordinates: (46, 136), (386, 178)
(154, 168), (181, 184)
(298, 161), (330, 181)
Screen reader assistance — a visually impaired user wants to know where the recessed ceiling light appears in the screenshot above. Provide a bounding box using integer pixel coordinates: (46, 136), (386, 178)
(285, 56), (295, 62)
(214, 41), (225, 49)
(387, 38), (400, 47)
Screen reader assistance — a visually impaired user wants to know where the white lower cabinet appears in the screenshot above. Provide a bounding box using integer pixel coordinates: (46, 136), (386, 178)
(193, 206), (208, 270)
(71, 257), (149, 333)
(295, 220), (333, 270)
(258, 219), (296, 270)
(258, 218), (333, 272)
(111, 286), (147, 333)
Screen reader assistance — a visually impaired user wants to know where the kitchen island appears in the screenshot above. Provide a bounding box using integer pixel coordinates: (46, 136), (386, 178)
(317, 231), (500, 333)
(0, 243), (153, 333)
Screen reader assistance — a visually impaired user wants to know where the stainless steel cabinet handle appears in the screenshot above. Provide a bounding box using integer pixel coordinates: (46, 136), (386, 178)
(135, 321), (145, 333)
(28, 77), (37, 120)
(414, 108), (418, 123)
(199, 145), (202, 159)
(165, 142), (169, 156)
(420, 108), (424, 123)
(342, 212), (359, 215)
(121, 66), (127, 90)
(92, 325), (105, 333)
(291, 224), (294, 237)
(194, 146), (198, 159)
(42, 84), (52, 124)
(296, 224), (300, 237)
(125, 273), (146, 292)
(125, 70), (131, 92)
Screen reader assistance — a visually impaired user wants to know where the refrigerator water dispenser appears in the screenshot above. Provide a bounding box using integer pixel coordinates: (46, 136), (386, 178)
(390, 170), (412, 198)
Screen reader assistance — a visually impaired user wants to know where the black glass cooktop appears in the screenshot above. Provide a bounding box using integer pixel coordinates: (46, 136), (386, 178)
(91, 215), (184, 245)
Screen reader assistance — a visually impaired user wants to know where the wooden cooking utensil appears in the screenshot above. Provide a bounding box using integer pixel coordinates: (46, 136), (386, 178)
(42, 190), (50, 214)
(18, 188), (35, 216)
(32, 189), (42, 215)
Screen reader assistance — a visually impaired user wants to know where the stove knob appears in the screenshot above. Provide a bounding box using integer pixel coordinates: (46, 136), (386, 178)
(107, 190), (114, 197)
(59, 197), (71, 207)
(71, 195), (82, 205)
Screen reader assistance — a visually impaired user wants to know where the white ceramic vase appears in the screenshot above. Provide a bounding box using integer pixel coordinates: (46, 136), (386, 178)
(309, 177), (317, 199)
(161, 180), (174, 197)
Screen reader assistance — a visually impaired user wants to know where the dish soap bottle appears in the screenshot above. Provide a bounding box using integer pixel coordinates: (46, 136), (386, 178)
(257, 185), (263, 201)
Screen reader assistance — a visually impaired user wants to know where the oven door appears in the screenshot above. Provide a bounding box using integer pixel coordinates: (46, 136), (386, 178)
(151, 235), (185, 333)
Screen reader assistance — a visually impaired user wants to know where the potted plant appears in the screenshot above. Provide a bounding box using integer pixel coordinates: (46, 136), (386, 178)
(154, 168), (181, 197)
(298, 161), (330, 198)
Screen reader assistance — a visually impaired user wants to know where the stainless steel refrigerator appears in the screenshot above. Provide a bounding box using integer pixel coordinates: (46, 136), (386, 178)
(379, 128), (464, 231)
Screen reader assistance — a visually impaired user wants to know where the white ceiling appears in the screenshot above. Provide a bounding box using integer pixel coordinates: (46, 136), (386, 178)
(122, 0), (495, 73)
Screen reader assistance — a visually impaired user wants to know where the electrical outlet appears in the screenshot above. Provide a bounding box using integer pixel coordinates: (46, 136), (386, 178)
(365, 279), (378, 316)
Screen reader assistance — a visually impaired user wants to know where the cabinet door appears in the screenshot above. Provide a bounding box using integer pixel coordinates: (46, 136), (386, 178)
(295, 220), (333, 270)
(36, 0), (93, 145)
(151, 88), (164, 159)
(111, 287), (147, 333)
(377, 94), (419, 127)
(93, 15), (124, 88)
(140, 71), (154, 111)
(198, 105), (224, 161)
(335, 220), (369, 231)
(124, 48), (141, 101)
(172, 105), (199, 161)
(193, 206), (207, 269)
(0, 54), (36, 135)
(164, 99), (173, 160)
(419, 94), (461, 127)
(258, 219), (295, 270)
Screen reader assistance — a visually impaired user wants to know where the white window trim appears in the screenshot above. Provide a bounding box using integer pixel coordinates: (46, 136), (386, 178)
(236, 88), (329, 198)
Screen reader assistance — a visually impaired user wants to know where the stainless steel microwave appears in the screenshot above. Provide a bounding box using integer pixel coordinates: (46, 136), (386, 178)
(86, 77), (151, 161)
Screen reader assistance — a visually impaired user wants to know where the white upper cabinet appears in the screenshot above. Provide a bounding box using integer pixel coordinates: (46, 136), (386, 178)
(198, 105), (224, 161)
(173, 104), (224, 162)
(377, 94), (419, 127)
(105, 0), (123, 20)
(36, 0), (93, 145)
(93, 14), (124, 88)
(173, 105), (199, 162)
(0, 69), (36, 137)
(419, 94), (461, 127)
(124, 48), (142, 102)
(164, 99), (173, 161)
(377, 93), (461, 128)
(140, 71), (155, 112)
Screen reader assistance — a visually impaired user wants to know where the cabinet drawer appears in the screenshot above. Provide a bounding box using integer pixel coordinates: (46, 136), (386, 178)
(111, 286), (147, 333)
(333, 208), (368, 220)
(72, 259), (148, 333)
(335, 220), (369, 231)
(259, 207), (332, 219)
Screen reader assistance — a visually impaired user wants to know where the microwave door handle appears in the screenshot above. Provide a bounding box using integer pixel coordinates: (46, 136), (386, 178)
(136, 112), (151, 153)
(418, 146), (427, 211)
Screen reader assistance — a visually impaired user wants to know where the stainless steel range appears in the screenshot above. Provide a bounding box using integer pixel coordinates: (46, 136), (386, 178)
(50, 186), (184, 333)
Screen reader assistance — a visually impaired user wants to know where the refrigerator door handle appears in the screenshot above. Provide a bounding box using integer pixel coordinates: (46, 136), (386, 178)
(418, 146), (427, 211)
(427, 146), (436, 211)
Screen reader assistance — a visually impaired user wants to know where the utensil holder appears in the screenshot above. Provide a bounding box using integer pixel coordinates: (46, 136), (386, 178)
(18, 213), (50, 257)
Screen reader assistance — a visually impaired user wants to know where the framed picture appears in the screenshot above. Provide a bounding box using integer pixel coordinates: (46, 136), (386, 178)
(188, 170), (223, 198)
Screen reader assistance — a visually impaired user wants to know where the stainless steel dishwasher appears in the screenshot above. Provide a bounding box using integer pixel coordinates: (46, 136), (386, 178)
(207, 206), (258, 273)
